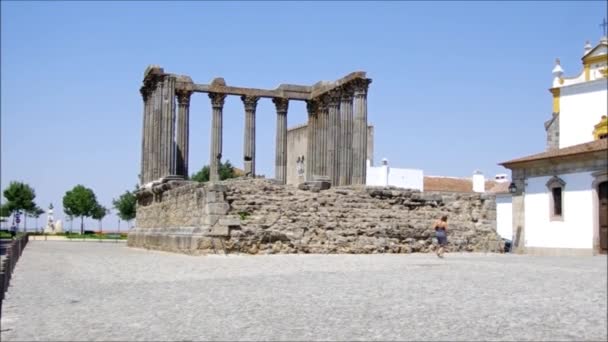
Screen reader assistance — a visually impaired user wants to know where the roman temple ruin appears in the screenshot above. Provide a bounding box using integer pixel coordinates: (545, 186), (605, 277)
(129, 65), (504, 255)
(138, 65), (372, 187)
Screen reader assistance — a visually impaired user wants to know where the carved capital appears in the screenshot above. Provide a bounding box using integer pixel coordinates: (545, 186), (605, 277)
(272, 97), (289, 114)
(305, 99), (318, 116)
(328, 89), (342, 107)
(317, 95), (329, 112)
(352, 78), (372, 97)
(176, 90), (193, 106)
(209, 92), (226, 109)
(241, 95), (260, 112)
(340, 85), (354, 102)
(140, 86), (151, 101)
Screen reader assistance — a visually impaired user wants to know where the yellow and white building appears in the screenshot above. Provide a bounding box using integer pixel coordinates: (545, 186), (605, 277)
(499, 34), (608, 256)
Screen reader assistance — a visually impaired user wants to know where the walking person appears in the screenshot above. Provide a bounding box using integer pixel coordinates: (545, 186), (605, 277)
(434, 215), (449, 258)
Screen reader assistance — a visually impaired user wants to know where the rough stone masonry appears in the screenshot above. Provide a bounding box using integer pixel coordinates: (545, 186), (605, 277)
(129, 178), (504, 254)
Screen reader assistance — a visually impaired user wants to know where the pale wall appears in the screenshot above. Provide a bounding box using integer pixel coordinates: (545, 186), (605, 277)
(523, 172), (594, 249)
(366, 164), (388, 187)
(496, 195), (512, 240)
(286, 124), (374, 185)
(366, 163), (424, 190)
(559, 80), (608, 148)
(286, 124), (308, 186)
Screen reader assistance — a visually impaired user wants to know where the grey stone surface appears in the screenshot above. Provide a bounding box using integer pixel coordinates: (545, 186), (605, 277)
(1, 242), (606, 342)
(209, 92), (226, 182)
(132, 178), (503, 255)
(242, 95), (259, 177)
(273, 97), (289, 184)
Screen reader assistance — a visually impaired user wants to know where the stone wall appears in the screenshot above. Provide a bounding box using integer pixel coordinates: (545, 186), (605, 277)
(286, 125), (375, 185)
(545, 113), (559, 151)
(129, 178), (504, 254)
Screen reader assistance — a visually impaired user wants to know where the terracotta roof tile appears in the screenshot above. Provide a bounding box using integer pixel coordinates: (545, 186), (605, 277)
(500, 139), (607, 167)
(423, 176), (497, 193)
(488, 182), (510, 194)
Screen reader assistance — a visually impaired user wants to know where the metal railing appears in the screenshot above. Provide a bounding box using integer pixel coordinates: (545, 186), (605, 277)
(0, 234), (29, 319)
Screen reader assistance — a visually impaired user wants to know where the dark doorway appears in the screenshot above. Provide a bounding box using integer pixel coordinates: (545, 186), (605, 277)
(599, 181), (608, 254)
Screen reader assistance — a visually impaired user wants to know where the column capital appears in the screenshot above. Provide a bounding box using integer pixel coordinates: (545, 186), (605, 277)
(272, 97), (289, 114)
(176, 89), (193, 106)
(328, 89), (342, 107)
(306, 99), (318, 116)
(317, 95), (329, 112)
(209, 92), (226, 109)
(140, 86), (151, 101)
(352, 78), (372, 97)
(340, 85), (354, 102)
(241, 95), (260, 112)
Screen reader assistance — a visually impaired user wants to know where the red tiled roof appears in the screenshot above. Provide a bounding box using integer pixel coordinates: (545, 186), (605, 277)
(487, 182), (510, 194)
(500, 139), (607, 167)
(423, 176), (497, 193)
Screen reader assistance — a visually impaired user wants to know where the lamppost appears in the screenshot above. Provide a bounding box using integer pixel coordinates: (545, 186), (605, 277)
(508, 182), (517, 194)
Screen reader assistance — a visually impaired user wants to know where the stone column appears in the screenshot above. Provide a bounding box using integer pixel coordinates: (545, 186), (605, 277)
(305, 100), (317, 181)
(339, 86), (353, 186)
(139, 86), (150, 185)
(159, 75), (177, 179)
(241, 95), (259, 177)
(209, 92), (226, 182)
(273, 97), (289, 184)
(326, 89), (341, 185)
(176, 90), (192, 179)
(150, 79), (163, 181)
(317, 96), (328, 177)
(351, 78), (371, 185)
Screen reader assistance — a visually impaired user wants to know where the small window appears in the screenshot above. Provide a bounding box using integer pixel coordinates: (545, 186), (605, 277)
(546, 176), (565, 221)
(552, 187), (562, 216)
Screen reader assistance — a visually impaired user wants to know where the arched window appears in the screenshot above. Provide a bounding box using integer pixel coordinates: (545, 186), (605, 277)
(546, 176), (566, 221)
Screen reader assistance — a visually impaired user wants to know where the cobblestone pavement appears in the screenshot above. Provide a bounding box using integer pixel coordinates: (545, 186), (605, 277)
(1, 241), (606, 341)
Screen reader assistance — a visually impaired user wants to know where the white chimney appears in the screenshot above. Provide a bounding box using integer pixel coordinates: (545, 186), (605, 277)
(472, 170), (485, 193)
(494, 174), (509, 183)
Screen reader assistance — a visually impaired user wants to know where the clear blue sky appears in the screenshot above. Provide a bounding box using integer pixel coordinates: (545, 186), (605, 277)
(1, 1), (606, 231)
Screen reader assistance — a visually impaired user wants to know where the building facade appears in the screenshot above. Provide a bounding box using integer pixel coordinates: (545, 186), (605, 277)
(500, 35), (608, 256)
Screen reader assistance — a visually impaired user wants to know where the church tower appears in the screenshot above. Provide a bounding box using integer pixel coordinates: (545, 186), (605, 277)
(545, 28), (608, 150)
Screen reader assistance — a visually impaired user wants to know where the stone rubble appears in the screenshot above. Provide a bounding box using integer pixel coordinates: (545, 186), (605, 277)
(129, 178), (504, 255)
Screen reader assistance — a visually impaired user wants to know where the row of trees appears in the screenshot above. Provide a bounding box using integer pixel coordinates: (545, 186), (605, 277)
(1, 181), (136, 234)
(1, 160), (238, 233)
(0, 182), (45, 231)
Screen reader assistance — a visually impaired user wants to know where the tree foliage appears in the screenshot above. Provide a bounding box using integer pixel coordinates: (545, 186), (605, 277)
(91, 205), (107, 221)
(3, 181), (37, 214)
(91, 204), (108, 230)
(191, 160), (237, 182)
(0, 203), (11, 218)
(112, 191), (136, 223)
(27, 206), (45, 218)
(63, 185), (99, 234)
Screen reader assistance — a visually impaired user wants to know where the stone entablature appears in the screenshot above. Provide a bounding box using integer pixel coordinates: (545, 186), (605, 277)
(510, 153), (607, 180)
(138, 65), (372, 188)
(129, 178), (504, 255)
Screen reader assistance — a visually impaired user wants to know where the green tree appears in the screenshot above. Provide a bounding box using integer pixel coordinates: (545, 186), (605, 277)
(63, 185), (99, 235)
(191, 160), (236, 182)
(0, 203), (10, 229)
(91, 204), (108, 232)
(3, 181), (37, 232)
(112, 191), (136, 228)
(27, 206), (45, 232)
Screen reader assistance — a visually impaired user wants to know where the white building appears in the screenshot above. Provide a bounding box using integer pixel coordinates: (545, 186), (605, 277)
(500, 34), (608, 256)
(366, 159), (424, 190)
